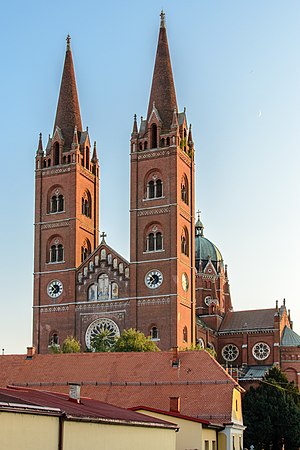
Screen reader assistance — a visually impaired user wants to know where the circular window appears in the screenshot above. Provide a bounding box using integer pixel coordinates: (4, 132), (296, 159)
(252, 342), (270, 361)
(85, 318), (120, 349)
(222, 344), (239, 362)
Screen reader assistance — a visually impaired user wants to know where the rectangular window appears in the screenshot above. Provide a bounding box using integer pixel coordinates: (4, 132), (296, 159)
(205, 440), (209, 450)
(212, 441), (216, 450)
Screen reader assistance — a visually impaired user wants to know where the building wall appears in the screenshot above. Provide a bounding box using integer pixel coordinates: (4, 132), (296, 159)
(135, 409), (219, 450)
(0, 412), (59, 450)
(63, 420), (176, 450)
(0, 411), (176, 450)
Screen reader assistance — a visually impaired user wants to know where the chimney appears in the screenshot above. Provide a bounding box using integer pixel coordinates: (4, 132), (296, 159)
(26, 346), (36, 359)
(171, 347), (180, 368)
(68, 383), (81, 403)
(170, 397), (180, 413)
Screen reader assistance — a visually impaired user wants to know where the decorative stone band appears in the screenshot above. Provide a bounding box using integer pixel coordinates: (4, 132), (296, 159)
(137, 207), (170, 217)
(42, 166), (71, 176)
(41, 221), (69, 230)
(40, 305), (69, 313)
(75, 302), (130, 312)
(137, 298), (171, 306)
(136, 150), (171, 160)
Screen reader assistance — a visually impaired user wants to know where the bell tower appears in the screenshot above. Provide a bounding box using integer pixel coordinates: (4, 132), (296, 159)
(129, 12), (196, 349)
(33, 36), (99, 353)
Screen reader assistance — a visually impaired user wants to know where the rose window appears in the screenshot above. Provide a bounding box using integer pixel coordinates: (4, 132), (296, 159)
(85, 318), (120, 349)
(252, 342), (270, 360)
(222, 344), (239, 362)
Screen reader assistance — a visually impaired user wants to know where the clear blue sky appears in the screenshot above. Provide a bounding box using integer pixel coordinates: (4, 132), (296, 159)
(1, 0), (300, 354)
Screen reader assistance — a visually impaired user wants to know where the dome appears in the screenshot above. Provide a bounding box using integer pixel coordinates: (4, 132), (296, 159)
(195, 213), (223, 271)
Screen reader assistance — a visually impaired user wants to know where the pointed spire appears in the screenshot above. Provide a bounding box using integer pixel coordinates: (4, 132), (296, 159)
(132, 114), (138, 135)
(53, 35), (82, 151)
(188, 124), (193, 145)
(72, 125), (79, 146)
(195, 210), (204, 237)
(147, 12), (178, 130)
(37, 132), (44, 156)
(171, 108), (179, 129)
(91, 141), (98, 163)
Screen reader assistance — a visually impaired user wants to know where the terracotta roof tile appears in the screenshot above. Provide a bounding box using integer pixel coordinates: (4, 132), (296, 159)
(0, 351), (240, 422)
(0, 386), (175, 427)
(219, 309), (277, 332)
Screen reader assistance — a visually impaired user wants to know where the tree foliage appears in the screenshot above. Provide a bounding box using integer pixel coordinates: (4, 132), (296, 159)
(90, 328), (160, 352)
(61, 336), (81, 353)
(90, 330), (116, 352)
(243, 366), (300, 450)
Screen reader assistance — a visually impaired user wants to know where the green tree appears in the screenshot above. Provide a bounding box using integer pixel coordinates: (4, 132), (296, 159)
(113, 328), (160, 352)
(61, 336), (81, 353)
(90, 330), (116, 352)
(243, 366), (300, 450)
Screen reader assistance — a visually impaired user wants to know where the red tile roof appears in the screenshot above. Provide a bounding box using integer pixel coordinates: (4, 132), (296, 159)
(219, 309), (277, 332)
(0, 386), (176, 428)
(130, 406), (223, 428)
(0, 351), (241, 423)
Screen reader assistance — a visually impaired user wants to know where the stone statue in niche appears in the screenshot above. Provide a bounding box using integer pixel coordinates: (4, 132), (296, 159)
(95, 255), (99, 266)
(107, 254), (112, 265)
(100, 249), (106, 260)
(88, 283), (97, 301)
(113, 258), (118, 269)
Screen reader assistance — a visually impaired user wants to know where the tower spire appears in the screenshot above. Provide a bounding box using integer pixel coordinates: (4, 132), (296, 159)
(147, 11), (178, 130)
(53, 35), (82, 151)
(37, 132), (43, 155)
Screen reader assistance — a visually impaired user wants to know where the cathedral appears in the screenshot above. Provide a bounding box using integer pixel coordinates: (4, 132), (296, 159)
(33, 13), (300, 387)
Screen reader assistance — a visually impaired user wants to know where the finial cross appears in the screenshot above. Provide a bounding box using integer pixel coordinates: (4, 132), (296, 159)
(100, 232), (107, 242)
(197, 209), (201, 220)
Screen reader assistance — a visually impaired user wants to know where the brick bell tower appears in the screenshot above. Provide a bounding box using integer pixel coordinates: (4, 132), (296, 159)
(130, 12), (196, 349)
(33, 36), (99, 353)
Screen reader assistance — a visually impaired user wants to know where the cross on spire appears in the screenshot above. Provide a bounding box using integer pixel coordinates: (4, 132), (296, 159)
(66, 34), (71, 51)
(197, 210), (201, 220)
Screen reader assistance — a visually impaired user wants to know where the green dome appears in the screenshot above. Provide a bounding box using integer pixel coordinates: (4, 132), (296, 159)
(195, 214), (223, 271)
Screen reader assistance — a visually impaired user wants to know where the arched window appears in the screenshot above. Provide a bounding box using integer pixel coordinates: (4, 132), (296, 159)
(183, 326), (188, 343)
(156, 232), (162, 250)
(148, 181), (155, 199)
(160, 138), (165, 147)
(53, 142), (60, 166)
(144, 141), (148, 150)
(148, 233), (155, 251)
(49, 333), (59, 346)
(181, 175), (189, 205)
(50, 193), (64, 213)
(49, 242), (64, 263)
(150, 326), (159, 340)
(58, 195), (64, 211)
(81, 239), (91, 263)
(181, 228), (189, 256)
(98, 274), (109, 300)
(147, 178), (163, 199)
(151, 123), (157, 148)
(85, 147), (90, 170)
(146, 229), (163, 252)
(156, 179), (162, 198)
(82, 190), (92, 218)
(139, 142), (143, 151)
(166, 137), (170, 146)
(50, 245), (56, 262)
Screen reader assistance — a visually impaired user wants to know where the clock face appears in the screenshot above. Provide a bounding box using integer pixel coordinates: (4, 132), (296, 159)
(182, 273), (189, 291)
(145, 270), (163, 289)
(47, 280), (63, 298)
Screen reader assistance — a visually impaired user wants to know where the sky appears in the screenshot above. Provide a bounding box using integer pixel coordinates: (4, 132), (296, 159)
(0, 0), (300, 354)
